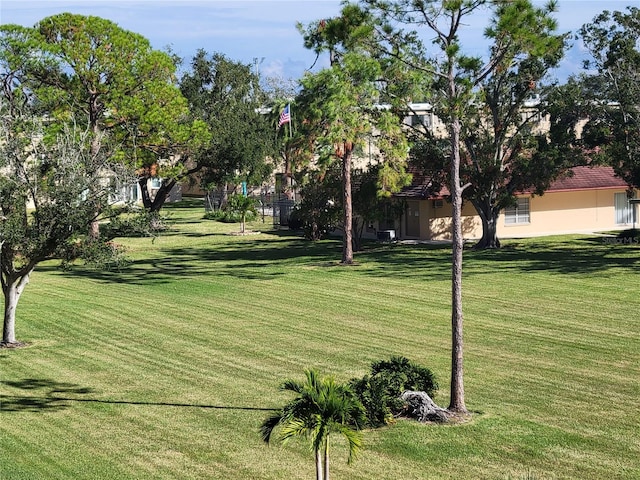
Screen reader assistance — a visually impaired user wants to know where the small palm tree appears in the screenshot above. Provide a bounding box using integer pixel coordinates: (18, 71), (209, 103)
(227, 193), (257, 233)
(261, 369), (366, 480)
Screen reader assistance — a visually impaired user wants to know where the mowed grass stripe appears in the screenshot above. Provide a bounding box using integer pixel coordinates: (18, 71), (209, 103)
(3, 206), (639, 479)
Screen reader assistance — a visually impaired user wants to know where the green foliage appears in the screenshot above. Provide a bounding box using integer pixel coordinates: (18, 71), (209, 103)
(297, 5), (411, 262)
(0, 13), (210, 214)
(180, 51), (275, 192)
(226, 194), (257, 215)
(204, 210), (244, 223)
(349, 356), (438, 428)
(578, 7), (640, 189)
(289, 171), (341, 241)
(102, 210), (169, 238)
(261, 369), (366, 479)
(363, 0), (569, 251)
(59, 238), (129, 271)
(204, 194), (257, 225)
(351, 166), (407, 251)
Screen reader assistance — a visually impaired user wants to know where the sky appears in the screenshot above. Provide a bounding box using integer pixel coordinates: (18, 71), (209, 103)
(0, 0), (636, 83)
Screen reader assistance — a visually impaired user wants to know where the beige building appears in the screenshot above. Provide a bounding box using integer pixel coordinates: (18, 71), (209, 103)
(391, 166), (636, 241)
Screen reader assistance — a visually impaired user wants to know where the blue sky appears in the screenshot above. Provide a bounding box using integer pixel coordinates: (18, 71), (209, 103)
(1, 1), (635, 82)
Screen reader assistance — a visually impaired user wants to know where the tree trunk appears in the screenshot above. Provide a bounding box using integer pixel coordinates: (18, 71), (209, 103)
(150, 179), (176, 213)
(473, 200), (501, 249)
(88, 217), (101, 240)
(220, 183), (230, 210)
(448, 116), (468, 414)
(352, 216), (363, 252)
(139, 176), (153, 210)
(341, 143), (354, 265)
(315, 447), (323, 480)
(323, 437), (330, 480)
(2, 271), (31, 345)
(88, 120), (102, 240)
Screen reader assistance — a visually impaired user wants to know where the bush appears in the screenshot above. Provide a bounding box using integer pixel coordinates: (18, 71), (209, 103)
(204, 195), (257, 224)
(349, 356), (438, 427)
(289, 199), (339, 241)
(103, 211), (169, 238)
(59, 238), (129, 271)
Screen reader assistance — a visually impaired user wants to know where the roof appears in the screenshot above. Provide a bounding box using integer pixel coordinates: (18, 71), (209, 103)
(546, 166), (628, 193)
(397, 165), (628, 199)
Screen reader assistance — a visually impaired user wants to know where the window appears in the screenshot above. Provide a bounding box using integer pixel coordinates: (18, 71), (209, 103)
(109, 184), (138, 204)
(150, 177), (162, 189)
(614, 192), (635, 225)
(504, 197), (530, 225)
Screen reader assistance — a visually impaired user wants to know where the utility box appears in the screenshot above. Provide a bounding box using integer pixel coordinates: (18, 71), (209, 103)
(377, 230), (396, 241)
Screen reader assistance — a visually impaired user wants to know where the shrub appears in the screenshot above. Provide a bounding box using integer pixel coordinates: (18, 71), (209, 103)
(103, 211), (169, 238)
(59, 238), (129, 271)
(350, 356), (438, 427)
(204, 195), (257, 224)
(291, 168), (341, 240)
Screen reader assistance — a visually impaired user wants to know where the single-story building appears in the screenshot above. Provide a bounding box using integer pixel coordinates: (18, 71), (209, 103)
(388, 166), (636, 241)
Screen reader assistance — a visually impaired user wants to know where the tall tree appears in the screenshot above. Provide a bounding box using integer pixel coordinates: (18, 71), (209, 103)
(578, 7), (640, 190)
(298, 5), (411, 264)
(261, 369), (366, 480)
(362, 0), (567, 412)
(0, 14), (208, 219)
(456, 1), (566, 249)
(180, 50), (276, 206)
(0, 48), (126, 344)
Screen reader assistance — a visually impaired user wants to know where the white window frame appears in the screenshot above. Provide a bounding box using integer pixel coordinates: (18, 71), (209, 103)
(504, 197), (530, 225)
(150, 177), (162, 189)
(614, 192), (635, 225)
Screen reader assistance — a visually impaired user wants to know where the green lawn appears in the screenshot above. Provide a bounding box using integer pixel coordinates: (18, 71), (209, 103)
(1, 201), (639, 480)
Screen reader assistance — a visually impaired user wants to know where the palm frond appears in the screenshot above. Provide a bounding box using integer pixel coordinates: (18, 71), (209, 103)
(259, 411), (283, 444)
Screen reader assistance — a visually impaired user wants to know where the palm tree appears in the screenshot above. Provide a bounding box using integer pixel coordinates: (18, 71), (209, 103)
(227, 194), (257, 233)
(260, 369), (366, 480)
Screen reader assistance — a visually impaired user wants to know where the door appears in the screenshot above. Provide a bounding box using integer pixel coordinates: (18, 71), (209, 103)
(405, 201), (421, 237)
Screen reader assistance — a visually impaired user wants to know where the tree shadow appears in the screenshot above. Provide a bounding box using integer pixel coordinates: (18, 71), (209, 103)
(43, 397), (278, 411)
(1, 378), (95, 412)
(0, 378), (278, 413)
(468, 235), (640, 276)
(36, 230), (639, 287)
(41, 233), (343, 285)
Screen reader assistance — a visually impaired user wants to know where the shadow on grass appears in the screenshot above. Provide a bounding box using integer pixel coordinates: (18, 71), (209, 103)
(44, 232), (344, 285)
(0, 378), (95, 412)
(42, 397), (278, 411)
(0, 378), (277, 413)
(465, 235), (640, 276)
(40, 231), (640, 286)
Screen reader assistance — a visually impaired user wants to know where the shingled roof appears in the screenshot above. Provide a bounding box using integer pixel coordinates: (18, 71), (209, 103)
(396, 165), (628, 199)
(546, 166), (628, 192)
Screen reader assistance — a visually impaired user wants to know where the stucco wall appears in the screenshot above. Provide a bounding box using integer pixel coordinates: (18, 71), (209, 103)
(402, 187), (634, 241)
(496, 188), (631, 238)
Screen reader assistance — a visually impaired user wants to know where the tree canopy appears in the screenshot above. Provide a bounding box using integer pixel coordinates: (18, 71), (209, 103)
(454, 1), (567, 249)
(261, 369), (365, 480)
(0, 71), (126, 344)
(578, 7), (640, 190)
(0, 13), (209, 216)
(180, 50), (276, 204)
(297, 4), (411, 264)
(0, 13), (206, 344)
(359, 0), (570, 413)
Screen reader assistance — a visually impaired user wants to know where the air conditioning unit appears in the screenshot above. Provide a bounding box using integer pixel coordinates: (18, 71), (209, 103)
(377, 230), (396, 241)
